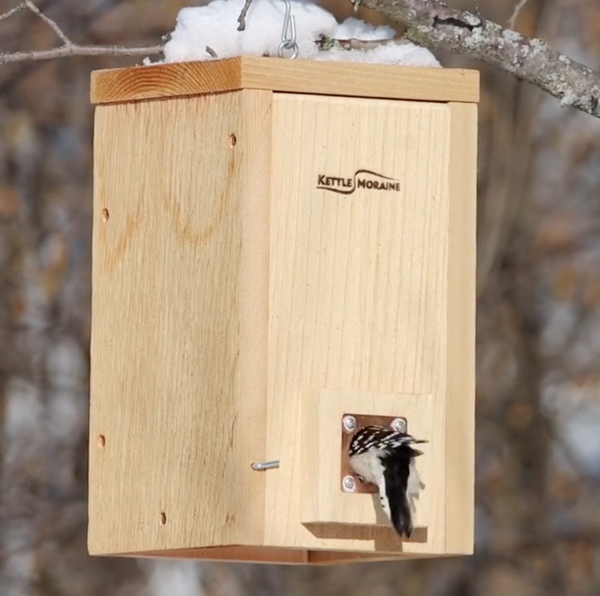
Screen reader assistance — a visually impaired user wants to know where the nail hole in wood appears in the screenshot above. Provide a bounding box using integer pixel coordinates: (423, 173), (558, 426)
(228, 133), (237, 148)
(97, 435), (106, 448)
(101, 208), (110, 222)
(160, 512), (167, 525)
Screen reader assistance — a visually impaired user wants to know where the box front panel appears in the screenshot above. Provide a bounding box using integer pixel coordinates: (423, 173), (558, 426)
(266, 94), (454, 555)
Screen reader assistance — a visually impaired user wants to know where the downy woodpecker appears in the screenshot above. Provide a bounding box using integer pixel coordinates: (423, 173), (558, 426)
(348, 425), (426, 538)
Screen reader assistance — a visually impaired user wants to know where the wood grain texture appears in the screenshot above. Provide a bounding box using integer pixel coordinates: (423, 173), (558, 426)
(444, 102), (477, 554)
(91, 60), (243, 105)
(91, 56), (480, 105)
(88, 90), (271, 555)
(265, 94), (452, 555)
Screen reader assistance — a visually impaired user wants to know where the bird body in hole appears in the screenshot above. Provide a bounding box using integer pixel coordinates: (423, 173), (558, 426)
(348, 425), (426, 538)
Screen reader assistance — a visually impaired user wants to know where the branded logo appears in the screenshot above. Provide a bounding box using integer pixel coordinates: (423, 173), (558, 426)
(316, 169), (401, 195)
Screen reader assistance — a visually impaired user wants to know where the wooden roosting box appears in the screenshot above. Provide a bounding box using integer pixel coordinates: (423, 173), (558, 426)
(88, 57), (479, 565)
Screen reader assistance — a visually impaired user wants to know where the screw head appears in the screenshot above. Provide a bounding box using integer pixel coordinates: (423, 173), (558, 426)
(391, 418), (407, 433)
(342, 415), (357, 433)
(342, 475), (356, 492)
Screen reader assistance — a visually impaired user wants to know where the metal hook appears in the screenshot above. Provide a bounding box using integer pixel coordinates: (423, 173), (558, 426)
(278, 0), (299, 59)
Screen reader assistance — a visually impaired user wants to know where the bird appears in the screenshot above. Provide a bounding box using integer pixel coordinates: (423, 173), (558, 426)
(348, 424), (426, 538)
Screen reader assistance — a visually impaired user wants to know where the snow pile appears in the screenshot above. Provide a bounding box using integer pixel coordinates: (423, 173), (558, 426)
(161, 0), (440, 67)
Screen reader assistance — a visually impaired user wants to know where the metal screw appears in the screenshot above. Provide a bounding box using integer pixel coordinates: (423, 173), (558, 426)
(391, 418), (407, 433)
(342, 415), (357, 433)
(342, 475), (356, 492)
(250, 460), (280, 470)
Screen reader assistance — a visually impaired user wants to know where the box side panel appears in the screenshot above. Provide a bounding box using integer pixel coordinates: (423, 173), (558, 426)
(89, 90), (271, 554)
(444, 102), (478, 554)
(266, 94), (451, 555)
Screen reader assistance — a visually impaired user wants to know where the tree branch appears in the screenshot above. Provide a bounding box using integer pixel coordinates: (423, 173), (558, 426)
(508, 0), (531, 29)
(237, 0), (253, 31)
(0, 1), (164, 65)
(358, 0), (600, 118)
(23, 0), (72, 46)
(315, 34), (408, 52)
(0, 44), (164, 64)
(2, 0), (600, 120)
(0, 3), (27, 21)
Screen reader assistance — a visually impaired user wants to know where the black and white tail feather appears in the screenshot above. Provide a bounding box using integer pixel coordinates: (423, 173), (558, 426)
(348, 425), (426, 538)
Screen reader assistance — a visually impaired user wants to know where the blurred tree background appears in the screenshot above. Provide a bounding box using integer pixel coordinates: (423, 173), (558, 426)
(1, 0), (600, 594)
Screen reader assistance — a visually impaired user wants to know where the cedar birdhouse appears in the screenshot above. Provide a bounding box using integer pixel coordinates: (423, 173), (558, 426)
(88, 57), (478, 565)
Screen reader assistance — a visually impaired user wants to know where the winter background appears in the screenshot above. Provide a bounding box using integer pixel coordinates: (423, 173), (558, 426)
(1, 0), (600, 594)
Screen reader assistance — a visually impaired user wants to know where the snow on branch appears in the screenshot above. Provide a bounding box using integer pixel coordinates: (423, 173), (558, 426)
(0, 0), (163, 64)
(0, 0), (600, 120)
(161, 1), (440, 67)
(356, 0), (600, 117)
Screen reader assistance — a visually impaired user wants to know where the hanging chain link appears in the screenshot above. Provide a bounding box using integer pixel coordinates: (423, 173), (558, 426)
(278, 0), (298, 59)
